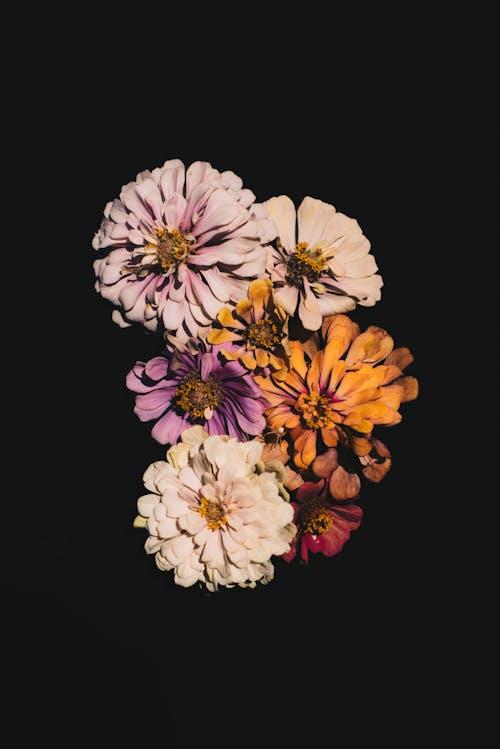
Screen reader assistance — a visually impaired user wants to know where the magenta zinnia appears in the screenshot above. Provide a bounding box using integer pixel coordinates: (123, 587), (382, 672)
(126, 339), (267, 445)
(283, 479), (362, 564)
(93, 159), (277, 339)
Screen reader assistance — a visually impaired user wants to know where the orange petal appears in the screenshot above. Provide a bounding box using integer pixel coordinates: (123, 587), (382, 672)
(322, 314), (357, 353)
(384, 376), (419, 403)
(344, 401), (398, 426)
(266, 406), (295, 429)
(342, 415), (374, 433)
(334, 386), (382, 410)
(306, 351), (324, 391)
(207, 328), (241, 344)
(293, 429), (317, 468)
(319, 340), (343, 388)
(335, 365), (388, 398)
(329, 466), (361, 500)
(286, 369), (308, 395)
(321, 427), (339, 446)
(300, 430), (318, 468)
(378, 365), (404, 385)
(220, 346), (244, 361)
(218, 307), (246, 329)
(240, 352), (257, 370)
(234, 298), (253, 321)
(345, 326), (394, 369)
(255, 348), (269, 368)
(350, 436), (373, 456)
(269, 353), (289, 372)
(301, 332), (320, 361)
(289, 340), (308, 378)
(327, 360), (347, 393)
(255, 375), (299, 400)
(247, 279), (272, 321)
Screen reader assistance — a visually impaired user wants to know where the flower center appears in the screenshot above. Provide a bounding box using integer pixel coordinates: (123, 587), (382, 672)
(149, 227), (196, 271)
(198, 497), (228, 531)
(298, 498), (334, 535)
(285, 241), (325, 286)
(175, 372), (223, 419)
(296, 391), (339, 429)
(245, 319), (281, 350)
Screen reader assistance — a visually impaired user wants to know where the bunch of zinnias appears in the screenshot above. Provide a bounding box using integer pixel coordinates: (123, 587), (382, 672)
(93, 159), (418, 591)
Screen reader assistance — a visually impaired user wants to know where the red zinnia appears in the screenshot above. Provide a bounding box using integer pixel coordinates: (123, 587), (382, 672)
(283, 479), (362, 564)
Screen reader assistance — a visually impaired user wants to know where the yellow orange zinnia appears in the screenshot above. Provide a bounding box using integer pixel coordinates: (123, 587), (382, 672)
(255, 314), (418, 470)
(208, 279), (290, 378)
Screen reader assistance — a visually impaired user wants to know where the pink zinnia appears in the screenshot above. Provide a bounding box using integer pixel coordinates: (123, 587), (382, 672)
(283, 479), (362, 564)
(126, 339), (267, 445)
(93, 159), (277, 339)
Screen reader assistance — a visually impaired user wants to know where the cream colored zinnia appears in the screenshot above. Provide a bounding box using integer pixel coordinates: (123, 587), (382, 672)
(135, 427), (296, 591)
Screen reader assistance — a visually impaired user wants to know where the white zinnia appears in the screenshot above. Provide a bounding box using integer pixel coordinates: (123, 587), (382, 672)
(265, 195), (383, 330)
(135, 427), (296, 591)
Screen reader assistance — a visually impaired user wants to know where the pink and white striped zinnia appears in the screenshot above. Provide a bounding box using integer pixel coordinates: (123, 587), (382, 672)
(134, 427), (296, 591)
(265, 195), (383, 330)
(93, 159), (277, 339)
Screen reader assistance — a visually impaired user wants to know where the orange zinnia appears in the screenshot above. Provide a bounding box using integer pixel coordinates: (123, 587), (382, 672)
(255, 314), (418, 470)
(207, 279), (290, 378)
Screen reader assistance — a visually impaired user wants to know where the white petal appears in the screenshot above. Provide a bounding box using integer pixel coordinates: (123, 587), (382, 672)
(297, 196), (337, 245)
(262, 196), (297, 252)
(274, 285), (299, 315)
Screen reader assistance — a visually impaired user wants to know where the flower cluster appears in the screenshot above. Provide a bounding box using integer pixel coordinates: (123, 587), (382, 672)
(93, 158), (418, 591)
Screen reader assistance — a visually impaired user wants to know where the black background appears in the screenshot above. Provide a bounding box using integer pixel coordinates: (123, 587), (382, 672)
(6, 8), (497, 745)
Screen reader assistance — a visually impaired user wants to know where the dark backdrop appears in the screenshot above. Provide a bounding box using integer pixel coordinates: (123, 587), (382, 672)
(6, 8), (497, 745)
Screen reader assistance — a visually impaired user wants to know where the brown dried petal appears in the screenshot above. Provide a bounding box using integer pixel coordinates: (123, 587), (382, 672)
(311, 448), (339, 478)
(384, 347), (414, 371)
(329, 465), (361, 500)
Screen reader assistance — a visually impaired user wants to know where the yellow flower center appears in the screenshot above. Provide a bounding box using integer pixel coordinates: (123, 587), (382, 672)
(298, 498), (334, 535)
(198, 497), (228, 531)
(296, 391), (338, 429)
(285, 241), (325, 285)
(246, 319), (281, 350)
(175, 373), (222, 419)
(148, 227), (196, 271)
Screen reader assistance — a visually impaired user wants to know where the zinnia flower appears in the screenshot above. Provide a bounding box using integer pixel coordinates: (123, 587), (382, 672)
(264, 195), (383, 330)
(207, 279), (290, 378)
(134, 427), (296, 590)
(126, 339), (267, 445)
(93, 159), (277, 339)
(282, 480), (362, 564)
(256, 314), (418, 470)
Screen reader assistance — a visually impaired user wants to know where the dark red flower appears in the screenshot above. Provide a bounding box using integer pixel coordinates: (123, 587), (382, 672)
(283, 479), (362, 564)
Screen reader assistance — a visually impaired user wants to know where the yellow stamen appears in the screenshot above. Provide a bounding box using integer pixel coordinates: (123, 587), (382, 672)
(298, 498), (334, 535)
(285, 241), (326, 285)
(198, 497), (228, 531)
(296, 391), (338, 429)
(175, 373), (222, 419)
(246, 319), (281, 350)
(147, 227), (195, 271)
